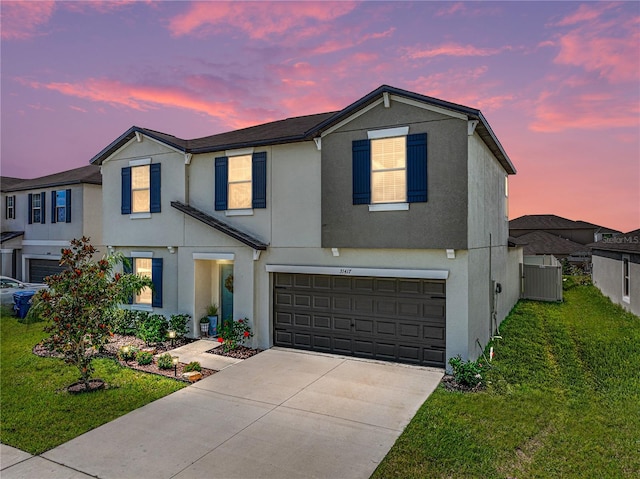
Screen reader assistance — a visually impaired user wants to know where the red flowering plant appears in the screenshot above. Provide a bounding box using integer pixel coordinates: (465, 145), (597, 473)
(217, 317), (253, 352)
(28, 237), (152, 392)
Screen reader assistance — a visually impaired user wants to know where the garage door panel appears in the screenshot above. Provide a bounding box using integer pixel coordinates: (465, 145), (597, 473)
(274, 273), (446, 367)
(28, 259), (66, 283)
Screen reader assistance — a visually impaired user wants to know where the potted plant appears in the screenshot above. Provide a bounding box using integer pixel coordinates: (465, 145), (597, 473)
(199, 316), (210, 337)
(207, 304), (219, 336)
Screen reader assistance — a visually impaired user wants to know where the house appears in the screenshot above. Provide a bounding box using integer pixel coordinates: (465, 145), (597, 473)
(1, 165), (103, 281)
(590, 229), (640, 316)
(90, 84), (521, 367)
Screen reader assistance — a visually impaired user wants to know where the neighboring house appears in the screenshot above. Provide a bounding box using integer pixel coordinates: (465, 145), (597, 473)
(91, 84), (521, 367)
(511, 230), (587, 259)
(590, 229), (640, 316)
(1, 165), (103, 282)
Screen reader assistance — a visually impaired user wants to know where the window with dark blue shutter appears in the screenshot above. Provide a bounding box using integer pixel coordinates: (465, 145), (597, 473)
(406, 133), (428, 203)
(151, 258), (163, 308)
(51, 191), (57, 224)
(352, 139), (371, 205)
(40, 192), (46, 224)
(150, 163), (161, 213)
(121, 167), (132, 214)
(28, 194), (33, 224)
(252, 152), (267, 209)
(215, 157), (228, 211)
(65, 189), (72, 223)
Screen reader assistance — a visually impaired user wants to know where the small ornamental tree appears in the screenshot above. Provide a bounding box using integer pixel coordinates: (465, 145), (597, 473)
(30, 237), (152, 392)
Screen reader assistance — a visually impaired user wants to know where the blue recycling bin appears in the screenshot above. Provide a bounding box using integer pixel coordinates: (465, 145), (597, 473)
(13, 290), (36, 319)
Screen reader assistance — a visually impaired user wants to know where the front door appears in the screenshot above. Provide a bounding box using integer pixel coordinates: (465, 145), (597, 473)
(220, 264), (234, 324)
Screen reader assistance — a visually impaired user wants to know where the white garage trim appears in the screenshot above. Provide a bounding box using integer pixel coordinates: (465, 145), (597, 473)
(265, 264), (449, 280)
(193, 253), (235, 261)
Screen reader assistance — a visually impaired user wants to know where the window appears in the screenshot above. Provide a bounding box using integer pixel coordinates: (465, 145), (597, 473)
(623, 255), (630, 302)
(215, 152), (267, 211)
(121, 162), (161, 216)
(352, 131), (427, 207)
(5, 195), (15, 219)
(123, 255), (163, 308)
(51, 189), (71, 223)
(135, 258), (153, 305)
(28, 192), (45, 224)
(371, 137), (406, 203)
(228, 155), (252, 209)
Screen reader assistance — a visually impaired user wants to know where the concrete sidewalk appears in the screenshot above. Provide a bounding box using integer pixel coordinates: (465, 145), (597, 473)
(2, 348), (443, 479)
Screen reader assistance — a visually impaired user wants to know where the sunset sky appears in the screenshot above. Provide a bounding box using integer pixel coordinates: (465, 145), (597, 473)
(1, 1), (638, 232)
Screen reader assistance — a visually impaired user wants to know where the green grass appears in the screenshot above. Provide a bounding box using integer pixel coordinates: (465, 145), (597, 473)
(0, 307), (186, 454)
(373, 285), (640, 479)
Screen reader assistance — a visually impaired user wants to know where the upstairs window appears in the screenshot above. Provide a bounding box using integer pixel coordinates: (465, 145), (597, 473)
(121, 161), (161, 216)
(5, 195), (15, 219)
(28, 192), (46, 224)
(228, 155), (252, 209)
(51, 189), (72, 223)
(371, 137), (406, 204)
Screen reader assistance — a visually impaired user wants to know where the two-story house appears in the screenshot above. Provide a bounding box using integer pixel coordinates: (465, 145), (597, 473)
(1, 165), (103, 281)
(91, 85), (521, 367)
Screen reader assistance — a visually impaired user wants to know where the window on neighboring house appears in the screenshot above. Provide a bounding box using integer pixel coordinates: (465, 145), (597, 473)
(121, 161), (161, 216)
(123, 255), (163, 308)
(623, 255), (630, 301)
(352, 129), (427, 208)
(215, 152), (267, 211)
(5, 195), (15, 219)
(51, 189), (72, 223)
(28, 192), (46, 224)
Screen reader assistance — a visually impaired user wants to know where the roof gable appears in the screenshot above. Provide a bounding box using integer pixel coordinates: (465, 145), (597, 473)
(512, 230), (587, 255)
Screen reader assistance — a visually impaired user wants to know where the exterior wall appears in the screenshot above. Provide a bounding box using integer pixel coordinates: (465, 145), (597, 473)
(81, 184), (103, 250)
(101, 138), (186, 248)
(592, 254), (640, 316)
(504, 247), (524, 320)
(321, 100), (469, 249)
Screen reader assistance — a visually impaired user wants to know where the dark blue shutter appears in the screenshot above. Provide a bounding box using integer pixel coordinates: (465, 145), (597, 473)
(150, 163), (161, 213)
(28, 194), (32, 224)
(121, 167), (132, 214)
(252, 152), (267, 209)
(151, 258), (163, 308)
(352, 139), (371, 205)
(215, 157), (228, 211)
(51, 191), (57, 223)
(65, 189), (72, 223)
(407, 133), (428, 203)
(40, 192), (46, 224)
(123, 257), (133, 304)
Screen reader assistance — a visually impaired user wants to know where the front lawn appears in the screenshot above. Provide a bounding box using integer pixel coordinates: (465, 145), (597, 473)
(0, 307), (186, 454)
(373, 284), (640, 478)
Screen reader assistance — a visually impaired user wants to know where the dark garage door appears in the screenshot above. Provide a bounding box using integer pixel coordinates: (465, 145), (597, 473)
(273, 273), (446, 368)
(29, 259), (65, 283)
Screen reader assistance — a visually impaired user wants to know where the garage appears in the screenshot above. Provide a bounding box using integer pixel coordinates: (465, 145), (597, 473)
(273, 273), (446, 368)
(28, 259), (66, 283)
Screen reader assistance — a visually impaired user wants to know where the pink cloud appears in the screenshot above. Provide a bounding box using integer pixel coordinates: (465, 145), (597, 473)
(552, 3), (616, 27)
(310, 27), (395, 55)
(405, 43), (513, 59)
(436, 2), (466, 17)
(168, 1), (358, 39)
(1, 1), (56, 40)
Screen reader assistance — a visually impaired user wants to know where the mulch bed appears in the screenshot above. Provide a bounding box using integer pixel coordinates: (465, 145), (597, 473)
(440, 375), (486, 393)
(206, 345), (263, 360)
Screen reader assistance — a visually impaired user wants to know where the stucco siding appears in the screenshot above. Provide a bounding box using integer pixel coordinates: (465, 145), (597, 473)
(321, 100), (468, 249)
(593, 254), (640, 316)
(81, 184), (103, 249)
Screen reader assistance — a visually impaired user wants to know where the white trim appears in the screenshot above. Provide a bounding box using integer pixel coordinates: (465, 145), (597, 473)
(21, 240), (70, 247)
(368, 203), (409, 212)
(225, 209), (254, 217)
(468, 120), (479, 136)
(22, 254), (63, 282)
(313, 137), (322, 151)
(184, 153), (193, 165)
(225, 147), (254, 157)
(367, 126), (409, 140)
(129, 157), (151, 167)
(0, 249), (15, 254)
(265, 264), (449, 280)
(193, 253), (235, 261)
(131, 251), (153, 258)
(101, 135), (184, 166)
(446, 249), (456, 259)
(135, 131), (143, 143)
(383, 91), (390, 108)
(320, 98), (384, 138)
(391, 95), (468, 120)
(129, 213), (151, 219)
(331, 248), (340, 257)
(130, 304), (153, 312)
(253, 250), (261, 261)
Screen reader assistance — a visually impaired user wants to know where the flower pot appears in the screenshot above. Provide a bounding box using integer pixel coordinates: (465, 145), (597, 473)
(208, 315), (218, 336)
(200, 322), (209, 336)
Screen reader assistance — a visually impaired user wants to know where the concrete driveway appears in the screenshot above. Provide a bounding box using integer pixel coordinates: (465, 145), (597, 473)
(2, 348), (443, 479)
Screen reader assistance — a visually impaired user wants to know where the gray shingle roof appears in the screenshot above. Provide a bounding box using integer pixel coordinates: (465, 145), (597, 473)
(589, 229), (640, 253)
(0, 177), (25, 191)
(509, 214), (620, 234)
(3, 165), (101, 192)
(511, 230), (588, 256)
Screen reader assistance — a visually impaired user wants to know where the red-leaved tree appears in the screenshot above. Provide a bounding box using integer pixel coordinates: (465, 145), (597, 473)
(30, 237), (152, 391)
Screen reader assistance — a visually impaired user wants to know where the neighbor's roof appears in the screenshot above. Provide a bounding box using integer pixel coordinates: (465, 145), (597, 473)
(3, 165), (101, 192)
(589, 229), (640, 253)
(510, 214), (620, 233)
(511, 230), (588, 256)
(90, 85), (515, 174)
(0, 231), (24, 243)
(0, 176), (25, 191)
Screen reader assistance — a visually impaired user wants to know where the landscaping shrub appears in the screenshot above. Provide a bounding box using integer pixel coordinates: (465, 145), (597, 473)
(183, 361), (201, 372)
(168, 313), (191, 338)
(111, 309), (143, 336)
(218, 317), (253, 352)
(135, 350), (153, 365)
(137, 313), (168, 344)
(117, 345), (138, 362)
(448, 355), (486, 387)
(157, 353), (174, 370)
